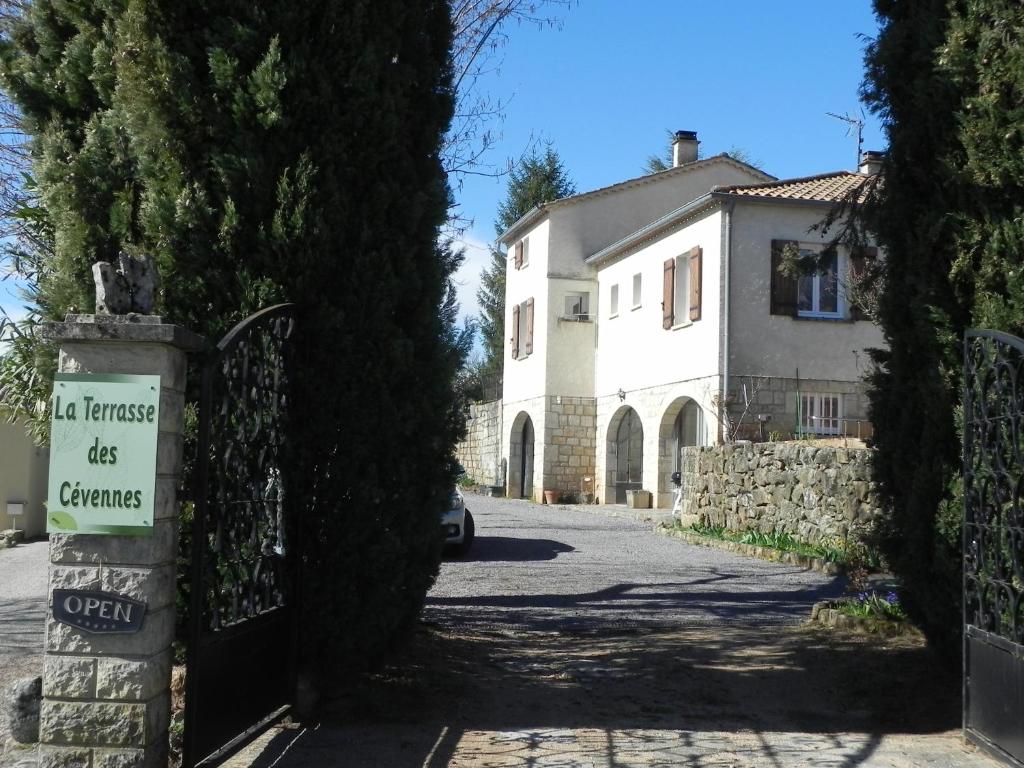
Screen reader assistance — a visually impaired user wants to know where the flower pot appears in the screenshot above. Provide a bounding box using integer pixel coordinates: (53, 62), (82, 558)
(543, 489), (558, 505)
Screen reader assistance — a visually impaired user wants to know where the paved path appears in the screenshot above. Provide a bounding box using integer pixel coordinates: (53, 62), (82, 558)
(0, 540), (48, 765)
(230, 497), (997, 768)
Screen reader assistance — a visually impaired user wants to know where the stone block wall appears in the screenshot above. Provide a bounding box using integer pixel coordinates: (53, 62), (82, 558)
(679, 442), (882, 544)
(456, 400), (502, 486)
(542, 395), (597, 498)
(723, 375), (871, 441)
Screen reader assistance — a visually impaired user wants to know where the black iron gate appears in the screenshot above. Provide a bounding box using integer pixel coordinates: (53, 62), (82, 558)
(963, 329), (1024, 767)
(182, 303), (297, 767)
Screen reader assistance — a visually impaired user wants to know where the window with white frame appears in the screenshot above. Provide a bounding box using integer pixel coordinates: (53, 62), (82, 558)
(800, 393), (842, 435)
(673, 255), (690, 323)
(564, 292), (590, 321)
(797, 248), (841, 318)
(662, 247), (702, 328)
(610, 284), (619, 317)
(632, 273), (642, 309)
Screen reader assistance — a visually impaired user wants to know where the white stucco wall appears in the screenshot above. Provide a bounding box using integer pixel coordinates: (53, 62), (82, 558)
(0, 418), (48, 537)
(547, 160), (768, 277)
(595, 209), (724, 397)
(727, 200), (885, 382)
(544, 277), (597, 397)
(503, 218), (551, 404)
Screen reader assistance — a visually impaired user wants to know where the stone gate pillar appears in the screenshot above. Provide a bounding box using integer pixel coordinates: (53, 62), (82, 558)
(39, 314), (203, 768)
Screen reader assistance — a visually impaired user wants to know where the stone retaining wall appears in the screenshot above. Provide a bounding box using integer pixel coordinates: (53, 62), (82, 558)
(679, 442), (882, 544)
(456, 400), (502, 486)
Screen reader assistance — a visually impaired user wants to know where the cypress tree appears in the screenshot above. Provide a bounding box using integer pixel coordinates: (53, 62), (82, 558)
(2, 0), (461, 681)
(861, 0), (1024, 653)
(477, 145), (574, 375)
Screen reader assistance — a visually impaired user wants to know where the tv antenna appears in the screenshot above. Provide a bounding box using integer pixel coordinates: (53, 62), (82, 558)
(827, 110), (865, 169)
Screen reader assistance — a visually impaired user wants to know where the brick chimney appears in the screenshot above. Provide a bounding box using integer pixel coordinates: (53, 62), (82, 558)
(672, 130), (699, 167)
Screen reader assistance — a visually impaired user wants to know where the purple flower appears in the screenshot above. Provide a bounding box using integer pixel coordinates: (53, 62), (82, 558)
(857, 592), (869, 602)
(885, 592), (899, 605)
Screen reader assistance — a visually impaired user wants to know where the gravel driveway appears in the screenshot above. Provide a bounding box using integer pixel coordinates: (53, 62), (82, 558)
(0, 539), (48, 763)
(228, 496), (995, 768)
(423, 496), (843, 631)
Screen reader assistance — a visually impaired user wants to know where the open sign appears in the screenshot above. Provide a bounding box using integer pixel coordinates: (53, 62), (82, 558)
(53, 589), (146, 634)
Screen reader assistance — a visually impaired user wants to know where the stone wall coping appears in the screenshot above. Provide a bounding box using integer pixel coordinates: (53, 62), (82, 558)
(44, 314), (205, 352)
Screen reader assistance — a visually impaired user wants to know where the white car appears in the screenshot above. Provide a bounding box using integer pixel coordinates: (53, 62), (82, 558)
(442, 488), (474, 554)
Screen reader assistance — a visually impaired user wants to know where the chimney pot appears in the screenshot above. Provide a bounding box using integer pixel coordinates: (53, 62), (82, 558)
(672, 130), (700, 167)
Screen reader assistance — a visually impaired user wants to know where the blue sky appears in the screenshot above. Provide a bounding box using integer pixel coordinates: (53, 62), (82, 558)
(0, 2), (886, 335)
(450, 0), (886, 331)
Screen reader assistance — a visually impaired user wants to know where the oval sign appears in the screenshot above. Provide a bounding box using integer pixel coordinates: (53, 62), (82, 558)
(53, 589), (146, 634)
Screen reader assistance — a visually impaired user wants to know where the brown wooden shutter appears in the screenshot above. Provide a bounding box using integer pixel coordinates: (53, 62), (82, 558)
(689, 246), (702, 321)
(511, 303), (520, 359)
(525, 297), (534, 355)
(662, 258), (675, 329)
(848, 246), (877, 320)
(514, 241), (524, 269)
(770, 239), (799, 316)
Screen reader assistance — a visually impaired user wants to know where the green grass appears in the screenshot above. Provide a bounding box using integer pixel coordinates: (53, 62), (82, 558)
(677, 521), (873, 566)
(835, 591), (907, 621)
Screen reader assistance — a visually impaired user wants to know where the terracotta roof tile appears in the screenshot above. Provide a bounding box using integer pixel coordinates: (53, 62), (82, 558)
(715, 171), (870, 203)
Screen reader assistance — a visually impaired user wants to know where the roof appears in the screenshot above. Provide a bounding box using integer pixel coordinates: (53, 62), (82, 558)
(587, 170), (875, 266)
(498, 154), (775, 244)
(713, 170), (870, 203)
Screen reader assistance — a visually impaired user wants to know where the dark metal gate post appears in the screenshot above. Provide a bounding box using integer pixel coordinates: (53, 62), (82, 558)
(182, 303), (297, 767)
(963, 329), (1024, 767)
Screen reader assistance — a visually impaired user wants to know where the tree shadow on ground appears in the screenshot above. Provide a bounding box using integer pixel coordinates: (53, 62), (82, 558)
(242, 618), (966, 768)
(425, 569), (846, 628)
(444, 536), (575, 563)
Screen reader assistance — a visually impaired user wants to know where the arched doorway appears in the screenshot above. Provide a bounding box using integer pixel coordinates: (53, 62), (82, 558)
(658, 397), (705, 507)
(672, 400), (703, 473)
(606, 406), (643, 504)
(508, 411), (535, 500)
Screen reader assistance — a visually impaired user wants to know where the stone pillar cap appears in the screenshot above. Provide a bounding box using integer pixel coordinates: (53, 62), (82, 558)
(43, 314), (205, 352)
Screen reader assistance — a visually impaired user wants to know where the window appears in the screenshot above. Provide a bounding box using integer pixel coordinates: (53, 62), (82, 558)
(632, 273), (642, 309)
(796, 248), (840, 317)
(770, 240), (848, 319)
(513, 237), (530, 269)
(610, 284), (619, 317)
(800, 393), (842, 435)
(510, 297), (534, 359)
(662, 246), (702, 329)
(564, 292), (590, 321)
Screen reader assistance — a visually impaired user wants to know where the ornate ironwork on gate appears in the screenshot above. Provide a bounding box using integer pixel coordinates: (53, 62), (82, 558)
(963, 329), (1024, 767)
(182, 303), (297, 768)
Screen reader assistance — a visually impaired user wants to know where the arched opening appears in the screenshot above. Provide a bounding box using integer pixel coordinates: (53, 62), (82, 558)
(658, 397), (706, 507)
(606, 406), (643, 504)
(507, 411), (535, 500)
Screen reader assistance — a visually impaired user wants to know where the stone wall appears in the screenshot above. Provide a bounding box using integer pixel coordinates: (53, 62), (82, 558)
(724, 375), (872, 441)
(456, 400), (502, 486)
(542, 395), (597, 499)
(679, 442), (881, 544)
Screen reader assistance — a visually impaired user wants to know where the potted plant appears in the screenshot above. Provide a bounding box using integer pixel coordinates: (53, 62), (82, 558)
(543, 489), (558, 505)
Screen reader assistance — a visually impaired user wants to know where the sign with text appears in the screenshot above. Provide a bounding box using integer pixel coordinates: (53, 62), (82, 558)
(47, 373), (161, 535)
(52, 588), (146, 633)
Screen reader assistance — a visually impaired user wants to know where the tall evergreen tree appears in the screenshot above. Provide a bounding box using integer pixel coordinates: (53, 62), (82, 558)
(1, 0), (462, 681)
(859, 0), (1024, 653)
(477, 145), (574, 375)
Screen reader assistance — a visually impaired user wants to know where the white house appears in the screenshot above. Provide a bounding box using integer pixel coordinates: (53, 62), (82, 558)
(496, 132), (884, 507)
